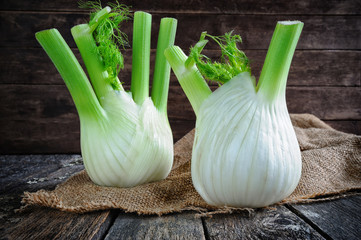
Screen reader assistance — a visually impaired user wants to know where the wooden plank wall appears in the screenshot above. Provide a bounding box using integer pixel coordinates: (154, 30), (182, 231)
(0, 0), (360, 154)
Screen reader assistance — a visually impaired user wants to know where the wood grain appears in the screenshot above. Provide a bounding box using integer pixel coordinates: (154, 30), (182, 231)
(0, 154), (115, 240)
(286, 87), (361, 120)
(2, 85), (358, 122)
(288, 195), (361, 239)
(0, 154), (359, 239)
(1, 13), (360, 50)
(202, 206), (324, 239)
(0, 1), (360, 238)
(1, 48), (360, 87)
(325, 120), (361, 135)
(0, 154), (84, 237)
(0, 0), (360, 154)
(105, 212), (205, 239)
(0, 84), (359, 153)
(2, 119), (360, 154)
(1, 0), (360, 15)
(0, 154), (83, 194)
(168, 86), (361, 121)
(7, 209), (115, 240)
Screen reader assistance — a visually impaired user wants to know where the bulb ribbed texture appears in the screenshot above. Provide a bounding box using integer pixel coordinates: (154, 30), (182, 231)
(192, 72), (302, 207)
(80, 91), (173, 188)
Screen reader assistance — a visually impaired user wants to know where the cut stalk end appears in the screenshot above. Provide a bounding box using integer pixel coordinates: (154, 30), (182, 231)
(151, 17), (178, 114)
(131, 11), (152, 105)
(257, 21), (303, 102)
(89, 7), (111, 31)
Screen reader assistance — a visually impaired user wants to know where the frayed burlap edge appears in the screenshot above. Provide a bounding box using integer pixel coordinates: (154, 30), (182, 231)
(20, 114), (361, 216)
(20, 187), (257, 218)
(20, 182), (360, 217)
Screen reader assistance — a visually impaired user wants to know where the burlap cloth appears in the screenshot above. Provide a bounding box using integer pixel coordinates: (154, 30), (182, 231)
(22, 114), (361, 215)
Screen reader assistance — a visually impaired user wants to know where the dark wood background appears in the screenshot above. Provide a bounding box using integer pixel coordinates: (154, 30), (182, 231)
(0, 0), (360, 154)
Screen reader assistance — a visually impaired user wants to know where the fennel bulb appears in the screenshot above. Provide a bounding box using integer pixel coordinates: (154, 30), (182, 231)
(165, 21), (303, 207)
(36, 4), (177, 187)
(81, 91), (173, 187)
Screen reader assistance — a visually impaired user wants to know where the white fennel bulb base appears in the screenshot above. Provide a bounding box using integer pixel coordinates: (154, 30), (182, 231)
(165, 21), (304, 207)
(81, 91), (173, 188)
(192, 73), (302, 207)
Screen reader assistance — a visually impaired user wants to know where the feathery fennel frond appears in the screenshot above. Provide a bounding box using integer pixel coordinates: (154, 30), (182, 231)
(80, 0), (130, 90)
(186, 31), (250, 84)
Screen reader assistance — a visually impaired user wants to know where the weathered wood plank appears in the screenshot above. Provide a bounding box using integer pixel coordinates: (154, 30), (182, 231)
(288, 195), (361, 240)
(1, 48), (360, 87)
(170, 120), (195, 142)
(0, 154), (85, 237)
(0, 85), (359, 122)
(0, 48), (90, 85)
(286, 86), (361, 120)
(2, 119), (359, 154)
(0, 119), (81, 153)
(169, 86), (361, 121)
(7, 209), (115, 240)
(248, 50), (361, 87)
(0, 155), (83, 194)
(325, 120), (361, 135)
(0, 84), (359, 153)
(1, 0), (360, 15)
(1, 119), (359, 154)
(203, 206), (324, 239)
(0, 119), (194, 154)
(0, 154), (116, 240)
(1, 12), (360, 49)
(105, 212), (205, 239)
(0, 84), (81, 153)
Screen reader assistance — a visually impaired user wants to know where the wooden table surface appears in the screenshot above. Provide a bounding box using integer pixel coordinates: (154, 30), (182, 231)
(1, 155), (360, 240)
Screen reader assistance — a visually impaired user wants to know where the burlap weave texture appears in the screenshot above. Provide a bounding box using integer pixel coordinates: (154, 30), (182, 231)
(22, 114), (361, 215)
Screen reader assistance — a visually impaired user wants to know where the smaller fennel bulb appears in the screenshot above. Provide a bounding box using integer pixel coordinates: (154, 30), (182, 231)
(81, 91), (173, 187)
(36, 4), (177, 187)
(165, 21), (303, 207)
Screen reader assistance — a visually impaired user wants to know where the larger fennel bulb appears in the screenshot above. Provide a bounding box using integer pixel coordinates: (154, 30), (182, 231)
(193, 72), (301, 207)
(165, 21), (303, 207)
(36, 5), (177, 187)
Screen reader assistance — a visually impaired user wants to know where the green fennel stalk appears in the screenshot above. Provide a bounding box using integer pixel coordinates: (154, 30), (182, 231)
(35, 29), (104, 119)
(256, 21), (303, 101)
(152, 18), (178, 114)
(131, 11), (152, 105)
